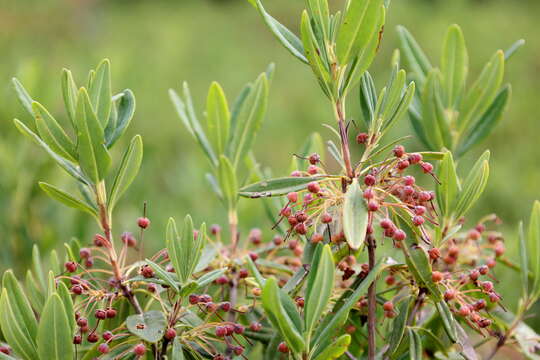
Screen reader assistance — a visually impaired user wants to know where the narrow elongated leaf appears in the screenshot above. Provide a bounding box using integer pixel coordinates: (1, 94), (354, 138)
(504, 39), (525, 61)
(145, 259), (180, 292)
(403, 245), (441, 301)
(206, 82), (230, 154)
(2, 271), (38, 338)
(108, 135), (143, 212)
(56, 282), (75, 334)
(261, 278), (305, 353)
(342, 179), (368, 250)
(307, 0), (330, 40)
(227, 73), (268, 168)
(454, 151), (490, 218)
(12, 77), (34, 116)
(61, 69), (78, 128)
(247, 0), (308, 64)
(529, 201), (540, 295)
(39, 182), (98, 217)
(32, 102), (77, 162)
(172, 338), (185, 360)
(396, 26), (432, 85)
(126, 311), (167, 343)
(304, 245), (335, 337)
(166, 216), (205, 284)
(14, 119), (90, 185)
(518, 222), (529, 299)
(421, 69), (448, 150)
(105, 89), (136, 147)
(37, 293), (73, 360)
(384, 81), (415, 132)
(239, 176), (326, 198)
(25, 270), (45, 312)
(359, 72), (377, 125)
(457, 85), (510, 156)
(436, 151), (459, 216)
(75, 88), (111, 183)
(336, 0), (384, 65)
(459, 50), (505, 131)
(31, 245), (45, 290)
(300, 11), (331, 94)
(441, 24), (468, 108)
(407, 327), (423, 360)
(88, 59), (112, 127)
(217, 155), (238, 211)
(313, 334), (351, 360)
(380, 67), (406, 124)
(386, 297), (412, 357)
(435, 300), (458, 342)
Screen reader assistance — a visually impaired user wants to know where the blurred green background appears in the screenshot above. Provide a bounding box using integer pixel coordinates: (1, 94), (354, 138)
(0, 0), (538, 288)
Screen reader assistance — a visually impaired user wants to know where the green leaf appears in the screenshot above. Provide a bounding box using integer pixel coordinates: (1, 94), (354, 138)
(396, 26), (432, 85)
(307, 0), (330, 41)
(105, 89), (136, 148)
(88, 59), (112, 127)
(313, 334), (350, 360)
(25, 270), (45, 312)
(342, 179), (368, 250)
(459, 50), (505, 131)
(402, 244), (441, 301)
(56, 282), (75, 334)
(32, 102), (77, 162)
(217, 155), (238, 211)
(170, 84), (218, 167)
(454, 150), (490, 218)
(14, 119), (90, 185)
(39, 182), (98, 218)
(37, 293), (73, 360)
(304, 245), (335, 337)
(300, 10), (331, 95)
(386, 297), (412, 357)
(166, 216), (205, 284)
(421, 69), (449, 150)
(504, 39), (525, 61)
(440, 24), (468, 108)
(239, 176), (327, 198)
(108, 135), (143, 212)
(2, 271), (39, 338)
(145, 259), (180, 292)
(61, 69), (78, 129)
(359, 72), (377, 125)
(248, 0), (308, 64)
(206, 82), (230, 154)
(528, 201), (540, 295)
(31, 245), (45, 290)
(457, 85), (511, 156)
(383, 81), (415, 133)
(436, 151), (459, 216)
(126, 310), (167, 343)
(261, 278), (305, 354)
(518, 222), (529, 300)
(435, 300), (458, 342)
(172, 338), (185, 360)
(227, 73), (269, 168)
(75, 88), (111, 183)
(407, 327), (423, 360)
(12, 77), (34, 116)
(336, 0), (384, 65)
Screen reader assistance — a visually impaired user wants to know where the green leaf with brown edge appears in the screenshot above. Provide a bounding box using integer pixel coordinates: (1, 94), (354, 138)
(262, 278), (305, 354)
(37, 293), (73, 360)
(126, 310), (167, 343)
(336, 0), (384, 65)
(313, 334), (351, 360)
(342, 178), (368, 250)
(457, 85), (510, 157)
(105, 89), (136, 148)
(441, 24), (468, 109)
(75, 87), (111, 183)
(108, 135), (143, 213)
(529, 201), (540, 296)
(32, 101), (77, 162)
(239, 176), (327, 198)
(206, 82), (230, 154)
(218, 155), (238, 211)
(247, 0), (308, 64)
(407, 327), (423, 360)
(396, 26), (432, 85)
(436, 151), (459, 216)
(304, 244), (335, 338)
(453, 150), (490, 219)
(386, 296), (413, 357)
(435, 300), (458, 342)
(88, 59), (112, 127)
(39, 182), (98, 218)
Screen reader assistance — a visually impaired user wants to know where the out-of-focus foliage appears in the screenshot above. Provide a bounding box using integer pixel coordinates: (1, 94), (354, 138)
(0, 0), (538, 279)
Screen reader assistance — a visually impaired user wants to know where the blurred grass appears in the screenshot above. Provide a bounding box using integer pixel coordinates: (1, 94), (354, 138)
(0, 0), (538, 290)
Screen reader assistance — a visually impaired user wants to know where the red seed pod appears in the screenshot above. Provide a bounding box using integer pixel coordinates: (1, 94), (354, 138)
(71, 284), (83, 295)
(95, 309), (107, 320)
(486, 258), (496, 268)
(418, 191), (431, 202)
(393, 145), (405, 158)
(383, 301), (394, 311)
(295, 223), (307, 235)
(233, 346), (244, 356)
(384, 310), (397, 318)
(468, 229), (481, 240)
(249, 252), (259, 261)
(137, 217), (150, 229)
(220, 302), (232, 312)
(278, 342), (289, 353)
(165, 328), (177, 340)
(311, 233), (324, 243)
(121, 232), (137, 247)
(356, 132), (369, 144)
(444, 289), (456, 301)
(200, 294), (213, 303)
(480, 281), (494, 292)
(189, 294), (200, 304)
(87, 332), (99, 343)
(321, 212), (333, 224)
(295, 297), (305, 308)
(307, 165), (318, 175)
(408, 153), (423, 164)
(367, 200), (379, 212)
(215, 326), (227, 337)
(448, 246), (459, 257)
(308, 153), (321, 165)
(475, 223), (486, 233)
(345, 324), (356, 334)
(239, 268), (249, 279)
(414, 206), (426, 216)
(147, 283), (157, 293)
(210, 224), (221, 235)
(252, 287), (262, 297)
(380, 219), (393, 229)
(77, 317), (88, 327)
(432, 271), (443, 282)
(73, 335), (82, 345)
(420, 162), (433, 173)
(428, 248), (441, 260)
(397, 160), (410, 171)
(495, 242), (506, 257)
(79, 248), (91, 259)
(474, 299), (487, 310)
(102, 331), (113, 341)
(133, 343), (146, 356)
(469, 270), (480, 281)
(233, 324), (245, 334)
(403, 175), (415, 186)
(295, 212), (308, 223)
(93, 234), (106, 247)
(250, 322), (262, 332)
(444, 255), (456, 265)
(364, 174), (376, 186)
(459, 305), (471, 317)
(287, 192), (298, 203)
(489, 292), (500, 303)
(478, 318), (492, 328)
(412, 216), (425, 226)
(84, 257), (94, 269)
(273, 235), (284, 246)
(293, 246), (303, 256)
(141, 265), (155, 278)
(249, 228), (262, 245)
(288, 216), (298, 226)
(106, 308), (117, 319)
(65, 261), (77, 273)
(307, 181), (321, 193)
(385, 275), (396, 286)
(384, 227), (396, 238)
(98, 343), (110, 354)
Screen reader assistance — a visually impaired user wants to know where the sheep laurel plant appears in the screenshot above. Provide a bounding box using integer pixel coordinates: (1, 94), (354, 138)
(0, 1), (538, 360)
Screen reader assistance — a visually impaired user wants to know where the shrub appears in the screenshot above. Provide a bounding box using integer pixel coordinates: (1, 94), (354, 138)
(0, 1), (537, 359)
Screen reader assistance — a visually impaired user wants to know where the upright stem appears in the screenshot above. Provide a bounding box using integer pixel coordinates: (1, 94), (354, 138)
(367, 234), (377, 360)
(229, 209), (239, 253)
(335, 99), (354, 180)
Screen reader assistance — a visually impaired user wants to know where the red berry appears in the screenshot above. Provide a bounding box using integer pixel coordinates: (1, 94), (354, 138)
(73, 335), (82, 345)
(420, 162), (433, 173)
(367, 200), (379, 212)
(459, 305), (471, 317)
(403, 175), (415, 186)
(468, 229), (481, 240)
(486, 258), (496, 268)
(239, 268), (249, 279)
(383, 301), (394, 311)
(215, 276), (229, 285)
(385, 310), (397, 318)
(307, 165), (318, 175)
(200, 294), (212, 303)
(278, 342), (289, 353)
(233, 346), (244, 355)
(273, 235), (283, 246)
(428, 248), (441, 260)
(308, 153), (320, 165)
(288, 216), (298, 226)
(189, 294), (200, 304)
(79, 248), (91, 259)
(414, 206), (426, 216)
(290, 170), (301, 177)
(444, 289), (456, 301)
(480, 281), (494, 292)
(220, 302), (232, 312)
(137, 217), (150, 229)
(408, 153), (423, 164)
(432, 271), (443, 282)
(469, 270), (480, 281)
(311, 233), (324, 243)
(364, 174), (376, 186)
(210, 224), (221, 235)
(412, 216), (425, 226)
(418, 191), (431, 202)
(77, 317), (88, 327)
(489, 292), (500, 303)
(295, 297), (305, 308)
(87, 332), (99, 343)
(93, 234), (106, 247)
(250, 322), (262, 332)
(321, 213), (333, 224)
(98, 343), (110, 354)
(385, 275), (396, 286)
(133, 343), (146, 356)
(106, 308), (117, 319)
(479, 265), (489, 275)
(393, 229), (406, 241)
(474, 299), (486, 310)
(95, 309), (107, 320)
(121, 232), (137, 247)
(295, 223), (307, 235)
(393, 145), (405, 158)
(71, 284), (83, 295)
(380, 219), (393, 229)
(249, 252), (259, 261)
(147, 283), (157, 293)
(397, 160), (410, 170)
(233, 324), (245, 334)
(295, 211), (307, 223)
(141, 265), (155, 278)
(103, 331), (113, 341)
(307, 181), (320, 193)
(84, 258), (94, 268)
(356, 132), (369, 144)
(65, 261), (77, 273)
(165, 328), (176, 340)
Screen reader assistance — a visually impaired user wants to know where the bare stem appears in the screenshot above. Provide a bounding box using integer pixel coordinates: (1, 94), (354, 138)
(367, 234), (377, 360)
(229, 210), (239, 253)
